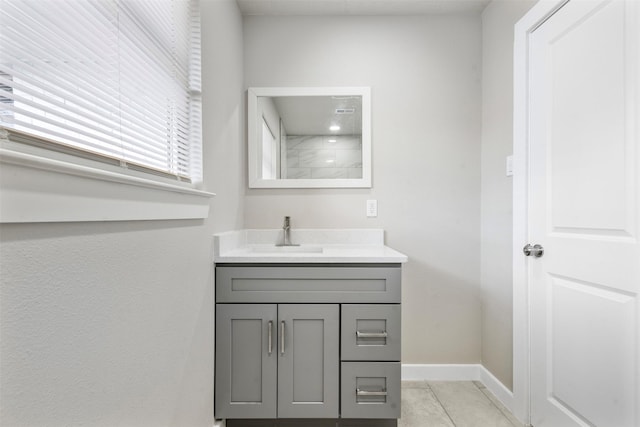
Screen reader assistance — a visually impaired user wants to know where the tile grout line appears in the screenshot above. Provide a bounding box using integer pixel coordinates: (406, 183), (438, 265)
(427, 382), (459, 427)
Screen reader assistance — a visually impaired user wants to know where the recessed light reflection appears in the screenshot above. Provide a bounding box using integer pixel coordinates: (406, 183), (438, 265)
(329, 125), (340, 131)
(328, 139), (337, 143)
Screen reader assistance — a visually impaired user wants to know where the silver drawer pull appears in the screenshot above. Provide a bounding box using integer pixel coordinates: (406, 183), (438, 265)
(356, 388), (388, 397)
(280, 321), (285, 355)
(268, 321), (273, 355)
(356, 331), (388, 339)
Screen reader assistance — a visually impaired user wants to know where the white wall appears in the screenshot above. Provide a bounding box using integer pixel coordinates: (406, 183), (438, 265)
(243, 15), (483, 364)
(0, 1), (244, 426)
(480, 0), (536, 390)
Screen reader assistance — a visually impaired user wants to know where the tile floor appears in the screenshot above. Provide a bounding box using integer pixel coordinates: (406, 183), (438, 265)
(400, 381), (523, 427)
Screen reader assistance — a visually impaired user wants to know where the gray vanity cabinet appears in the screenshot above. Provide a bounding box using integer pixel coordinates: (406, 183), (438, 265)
(215, 302), (339, 419)
(215, 264), (402, 425)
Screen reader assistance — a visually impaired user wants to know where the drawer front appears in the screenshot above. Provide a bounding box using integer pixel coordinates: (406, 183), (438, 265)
(341, 305), (400, 361)
(216, 266), (401, 303)
(340, 362), (400, 419)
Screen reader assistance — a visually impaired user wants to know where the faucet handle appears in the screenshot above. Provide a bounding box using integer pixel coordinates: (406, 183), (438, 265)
(284, 216), (290, 227)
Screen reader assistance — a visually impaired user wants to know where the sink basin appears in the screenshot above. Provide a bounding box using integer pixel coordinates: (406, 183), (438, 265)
(250, 245), (324, 254)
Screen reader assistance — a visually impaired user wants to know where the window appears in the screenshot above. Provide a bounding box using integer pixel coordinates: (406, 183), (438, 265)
(0, 0), (202, 184)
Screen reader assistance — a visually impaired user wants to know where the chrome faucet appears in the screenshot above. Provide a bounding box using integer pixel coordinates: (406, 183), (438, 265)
(277, 216), (299, 247)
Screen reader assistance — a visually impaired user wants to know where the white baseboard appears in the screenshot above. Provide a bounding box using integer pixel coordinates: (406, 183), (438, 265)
(479, 365), (514, 413)
(401, 364), (514, 415)
(401, 363), (482, 381)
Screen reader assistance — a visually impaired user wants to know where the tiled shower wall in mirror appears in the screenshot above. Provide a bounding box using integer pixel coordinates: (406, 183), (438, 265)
(283, 135), (363, 179)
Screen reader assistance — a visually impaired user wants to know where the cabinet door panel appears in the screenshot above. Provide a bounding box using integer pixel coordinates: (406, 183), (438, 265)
(277, 304), (339, 418)
(215, 304), (277, 419)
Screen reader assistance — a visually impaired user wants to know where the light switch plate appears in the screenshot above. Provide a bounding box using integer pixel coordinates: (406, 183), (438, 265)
(366, 200), (378, 217)
(506, 155), (514, 177)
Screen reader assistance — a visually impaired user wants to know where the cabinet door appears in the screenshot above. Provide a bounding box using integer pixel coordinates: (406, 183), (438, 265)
(215, 304), (277, 419)
(277, 304), (339, 418)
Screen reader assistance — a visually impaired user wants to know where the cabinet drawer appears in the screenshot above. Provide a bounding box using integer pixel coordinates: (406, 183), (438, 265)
(216, 265), (401, 303)
(341, 304), (400, 361)
(340, 362), (400, 419)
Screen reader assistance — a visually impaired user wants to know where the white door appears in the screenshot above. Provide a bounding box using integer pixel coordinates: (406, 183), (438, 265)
(527, 0), (639, 426)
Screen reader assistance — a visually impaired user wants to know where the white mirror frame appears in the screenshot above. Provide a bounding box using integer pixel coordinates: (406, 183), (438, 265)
(247, 86), (372, 189)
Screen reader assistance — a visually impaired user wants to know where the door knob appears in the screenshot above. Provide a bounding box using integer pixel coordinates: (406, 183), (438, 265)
(523, 243), (544, 258)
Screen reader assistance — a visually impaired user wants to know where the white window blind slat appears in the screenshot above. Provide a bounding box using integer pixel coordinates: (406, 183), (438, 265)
(2, 14), (117, 68)
(1, 93), (120, 149)
(117, 43), (186, 104)
(0, 0), (202, 182)
(119, 2), (172, 52)
(118, 7), (190, 91)
(0, 89), (182, 165)
(0, 52), (120, 128)
(3, 2), (118, 75)
(39, 2), (118, 56)
(4, 108), (172, 166)
(0, 76), (121, 135)
(121, 0), (192, 82)
(0, 82), (177, 164)
(5, 117), (182, 177)
(1, 29), (118, 101)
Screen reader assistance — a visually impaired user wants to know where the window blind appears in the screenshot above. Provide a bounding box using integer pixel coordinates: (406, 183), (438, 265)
(0, 0), (202, 183)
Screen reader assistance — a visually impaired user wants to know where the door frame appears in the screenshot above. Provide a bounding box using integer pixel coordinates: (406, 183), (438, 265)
(512, 0), (570, 424)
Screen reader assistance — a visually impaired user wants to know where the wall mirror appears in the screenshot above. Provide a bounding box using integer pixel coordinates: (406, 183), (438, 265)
(247, 87), (371, 188)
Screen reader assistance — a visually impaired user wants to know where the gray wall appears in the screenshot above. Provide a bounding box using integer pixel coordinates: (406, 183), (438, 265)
(205, 0), (245, 233)
(0, 1), (244, 425)
(0, 222), (214, 426)
(480, 0), (536, 390)
(243, 15), (483, 364)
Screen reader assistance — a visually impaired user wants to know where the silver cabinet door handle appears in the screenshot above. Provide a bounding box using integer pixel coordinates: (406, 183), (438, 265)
(356, 388), (387, 396)
(268, 320), (273, 355)
(280, 320), (285, 355)
(356, 331), (388, 338)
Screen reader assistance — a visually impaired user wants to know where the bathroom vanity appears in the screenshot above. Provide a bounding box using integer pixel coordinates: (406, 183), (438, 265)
(214, 229), (407, 427)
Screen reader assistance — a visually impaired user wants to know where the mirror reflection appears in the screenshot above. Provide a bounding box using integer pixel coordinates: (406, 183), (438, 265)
(260, 95), (362, 180)
(248, 87), (371, 189)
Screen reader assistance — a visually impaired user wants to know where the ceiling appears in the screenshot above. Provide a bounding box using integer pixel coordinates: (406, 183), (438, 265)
(236, 0), (492, 16)
(272, 95), (363, 136)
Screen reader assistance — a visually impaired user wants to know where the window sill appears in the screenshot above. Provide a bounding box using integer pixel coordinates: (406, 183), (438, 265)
(0, 146), (215, 224)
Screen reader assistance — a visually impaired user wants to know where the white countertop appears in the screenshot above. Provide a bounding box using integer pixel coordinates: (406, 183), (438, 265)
(214, 229), (408, 264)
